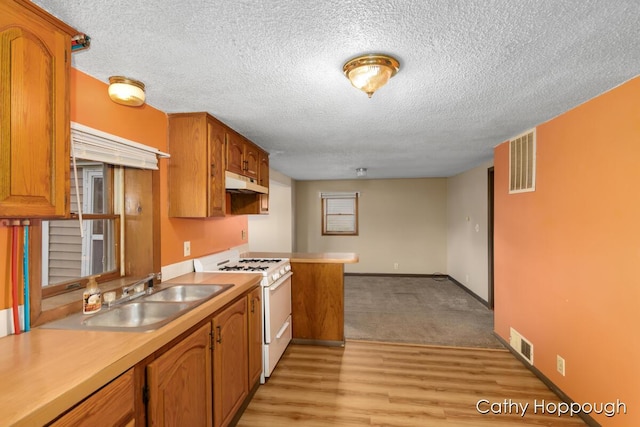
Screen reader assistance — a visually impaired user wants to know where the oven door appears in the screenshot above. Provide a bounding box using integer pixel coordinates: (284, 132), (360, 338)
(263, 271), (292, 344)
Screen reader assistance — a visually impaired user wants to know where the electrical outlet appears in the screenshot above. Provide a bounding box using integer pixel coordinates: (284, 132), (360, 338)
(183, 241), (191, 257)
(393, 262), (399, 270)
(556, 355), (565, 376)
(241, 230), (246, 240)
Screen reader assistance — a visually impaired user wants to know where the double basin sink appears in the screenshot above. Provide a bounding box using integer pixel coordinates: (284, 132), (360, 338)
(41, 284), (233, 333)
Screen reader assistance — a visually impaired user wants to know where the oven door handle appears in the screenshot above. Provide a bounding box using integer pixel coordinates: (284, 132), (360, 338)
(269, 271), (293, 292)
(275, 320), (291, 340)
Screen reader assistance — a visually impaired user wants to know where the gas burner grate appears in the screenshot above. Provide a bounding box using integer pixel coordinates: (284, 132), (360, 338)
(220, 265), (269, 272)
(239, 258), (282, 263)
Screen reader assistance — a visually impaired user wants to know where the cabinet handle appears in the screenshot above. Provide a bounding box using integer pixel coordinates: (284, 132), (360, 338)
(210, 163), (215, 176)
(216, 325), (222, 344)
(250, 298), (255, 313)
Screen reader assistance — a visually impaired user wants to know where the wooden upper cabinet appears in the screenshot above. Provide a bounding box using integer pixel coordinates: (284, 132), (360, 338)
(243, 140), (259, 180)
(0, 0), (76, 218)
(226, 130), (245, 176)
(169, 111), (270, 217)
(226, 131), (259, 180)
(258, 150), (269, 214)
(168, 112), (226, 217)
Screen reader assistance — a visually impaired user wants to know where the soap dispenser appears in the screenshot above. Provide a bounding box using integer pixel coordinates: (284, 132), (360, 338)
(83, 275), (102, 314)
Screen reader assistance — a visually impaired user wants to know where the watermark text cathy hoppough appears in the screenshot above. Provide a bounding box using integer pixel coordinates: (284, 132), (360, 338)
(476, 399), (627, 418)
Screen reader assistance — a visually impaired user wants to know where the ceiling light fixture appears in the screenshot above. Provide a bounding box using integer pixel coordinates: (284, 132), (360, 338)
(356, 167), (367, 177)
(343, 54), (400, 98)
(108, 76), (146, 107)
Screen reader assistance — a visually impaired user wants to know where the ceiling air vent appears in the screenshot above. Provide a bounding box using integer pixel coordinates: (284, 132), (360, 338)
(509, 129), (536, 193)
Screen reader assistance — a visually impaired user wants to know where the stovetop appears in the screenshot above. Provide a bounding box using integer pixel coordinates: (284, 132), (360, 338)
(193, 250), (290, 285)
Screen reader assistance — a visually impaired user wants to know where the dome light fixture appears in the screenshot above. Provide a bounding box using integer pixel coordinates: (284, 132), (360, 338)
(343, 54), (400, 98)
(356, 167), (367, 177)
(108, 76), (146, 107)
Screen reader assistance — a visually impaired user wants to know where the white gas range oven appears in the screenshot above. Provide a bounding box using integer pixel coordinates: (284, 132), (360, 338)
(193, 249), (292, 383)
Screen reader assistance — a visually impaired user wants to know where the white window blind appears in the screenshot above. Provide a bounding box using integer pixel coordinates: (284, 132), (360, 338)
(321, 192), (359, 235)
(71, 122), (169, 170)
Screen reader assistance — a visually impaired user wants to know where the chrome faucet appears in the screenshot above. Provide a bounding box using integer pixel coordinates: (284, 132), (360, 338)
(121, 273), (156, 301)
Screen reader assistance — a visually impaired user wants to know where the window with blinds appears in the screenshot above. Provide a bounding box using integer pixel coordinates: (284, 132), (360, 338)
(321, 192), (359, 236)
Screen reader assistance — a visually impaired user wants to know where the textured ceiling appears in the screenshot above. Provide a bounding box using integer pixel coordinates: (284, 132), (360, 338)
(34, 0), (640, 180)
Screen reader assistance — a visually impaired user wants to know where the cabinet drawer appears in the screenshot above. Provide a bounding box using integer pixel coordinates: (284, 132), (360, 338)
(51, 369), (135, 427)
(264, 314), (291, 378)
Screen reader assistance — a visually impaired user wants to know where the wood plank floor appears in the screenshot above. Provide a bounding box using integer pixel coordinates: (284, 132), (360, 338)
(238, 341), (587, 426)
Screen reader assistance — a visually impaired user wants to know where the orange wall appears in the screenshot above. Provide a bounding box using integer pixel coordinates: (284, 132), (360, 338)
(69, 69), (247, 267)
(494, 77), (640, 426)
(0, 69), (246, 310)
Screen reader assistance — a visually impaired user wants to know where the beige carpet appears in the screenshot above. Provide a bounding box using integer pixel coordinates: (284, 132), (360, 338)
(344, 275), (504, 349)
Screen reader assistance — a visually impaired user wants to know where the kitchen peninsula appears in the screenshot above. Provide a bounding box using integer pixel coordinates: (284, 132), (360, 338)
(245, 252), (359, 346)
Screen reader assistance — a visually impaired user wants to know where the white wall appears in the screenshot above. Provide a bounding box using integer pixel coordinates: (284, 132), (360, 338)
(446, 160), (493, 301)
(295, 178), (448, 274)
(248, 169), (294, 252)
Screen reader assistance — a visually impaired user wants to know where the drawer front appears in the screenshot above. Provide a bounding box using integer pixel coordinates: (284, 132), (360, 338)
(51, 368), (135, 426)
(263, 314), (291, 378)
(264, 273), (292, 343)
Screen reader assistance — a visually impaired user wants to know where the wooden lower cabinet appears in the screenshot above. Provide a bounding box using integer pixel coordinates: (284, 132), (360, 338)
(247, 287), (263, 387)
(290, 262), (345, 344)
(50, 368), (136, 427)
(57, 287), (261, 427)
(147, 323), (213, 427)
(212, 297), (249, 427)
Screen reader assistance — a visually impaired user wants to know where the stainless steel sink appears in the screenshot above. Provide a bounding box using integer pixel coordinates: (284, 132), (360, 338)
(142, 284), (232, 303)
(40, 283), (234, 332)
(82, 301), (191, 330)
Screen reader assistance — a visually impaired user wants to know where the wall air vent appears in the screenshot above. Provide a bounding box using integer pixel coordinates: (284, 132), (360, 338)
(509, 129), (536, 193)
(510, 327), (534, 364)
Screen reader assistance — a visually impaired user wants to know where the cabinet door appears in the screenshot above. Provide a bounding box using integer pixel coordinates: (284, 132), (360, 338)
(212, 298), (248, 427)
(247, 287), (263, 387)
(243, 141), (259, 180)
(0, 1), (71, 218)
(258, 151), (269, 214)
(207, 119), (226, 216)
(168, 113), (226, 218)
(147, 323), (212, 427)
(51, 368), (136, 427)
(168, 113), (209, 217)
(226, 131), (245, 176)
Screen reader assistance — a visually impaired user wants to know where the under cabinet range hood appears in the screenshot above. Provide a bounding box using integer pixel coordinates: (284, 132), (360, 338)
(225, 171), (268, 194)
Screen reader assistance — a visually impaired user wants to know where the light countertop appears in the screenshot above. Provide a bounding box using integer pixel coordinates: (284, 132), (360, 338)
(244, 252), (359, 264)
(0, 272), (262, 427)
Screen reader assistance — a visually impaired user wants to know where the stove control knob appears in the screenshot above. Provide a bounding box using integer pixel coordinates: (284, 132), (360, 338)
(280, 267), (286, 275)
(284, 265), (291, 272)
(272, 272), (281, 282)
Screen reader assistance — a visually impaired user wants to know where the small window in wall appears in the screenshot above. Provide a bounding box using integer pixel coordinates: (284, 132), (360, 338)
(321, 192), (359, 236)
(509, 128), (536, 193)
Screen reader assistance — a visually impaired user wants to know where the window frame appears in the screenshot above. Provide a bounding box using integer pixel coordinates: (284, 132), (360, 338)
(321, 192), (359, 236)
(41, 164), (121, 298)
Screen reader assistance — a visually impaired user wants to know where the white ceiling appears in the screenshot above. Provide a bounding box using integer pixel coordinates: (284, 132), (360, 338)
(34, 0), (640, 180)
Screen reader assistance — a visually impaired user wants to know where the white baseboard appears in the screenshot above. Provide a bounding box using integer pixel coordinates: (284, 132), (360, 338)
(0, 306), (24, 338)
